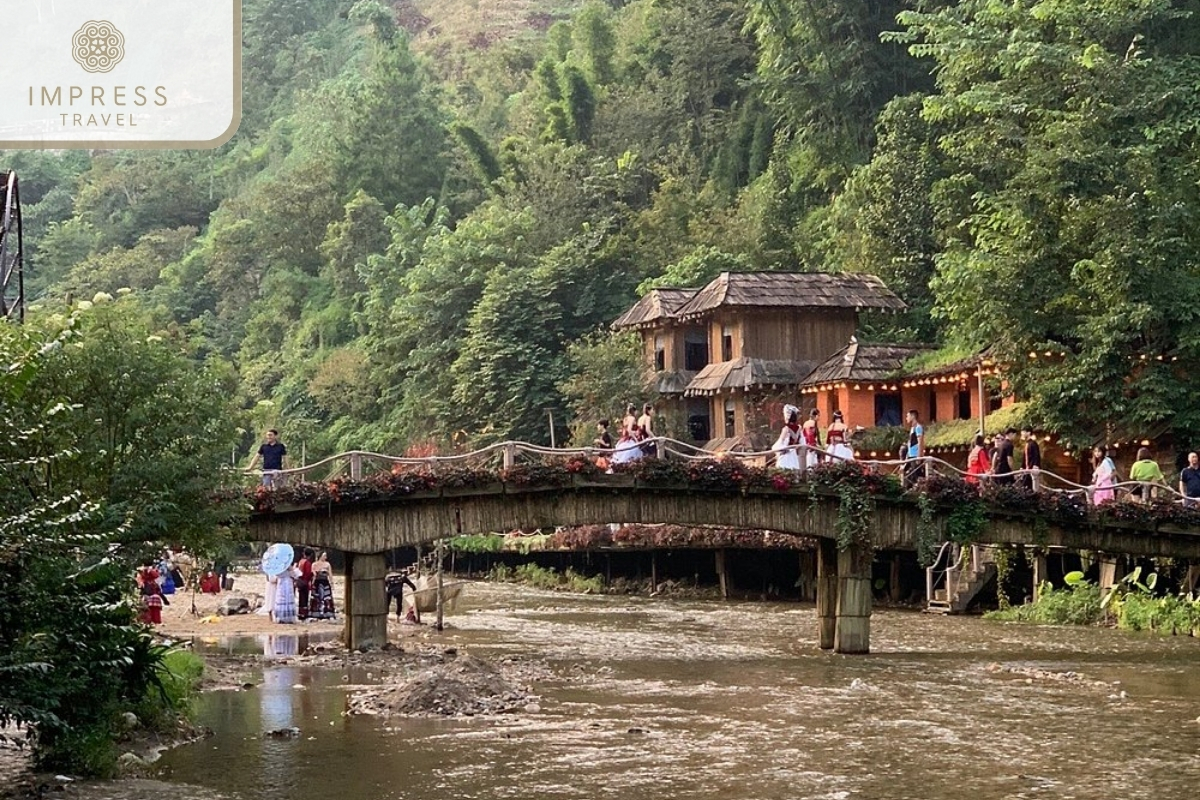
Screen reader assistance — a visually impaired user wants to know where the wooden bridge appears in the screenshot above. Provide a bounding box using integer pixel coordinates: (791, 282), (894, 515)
(242, 440), (1200, 654)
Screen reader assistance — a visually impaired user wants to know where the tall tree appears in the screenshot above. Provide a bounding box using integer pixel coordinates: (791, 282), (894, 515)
(900, 0), (1200, 441)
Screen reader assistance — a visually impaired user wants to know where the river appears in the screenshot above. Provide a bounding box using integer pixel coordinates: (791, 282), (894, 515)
(119, 584), (1200, 798)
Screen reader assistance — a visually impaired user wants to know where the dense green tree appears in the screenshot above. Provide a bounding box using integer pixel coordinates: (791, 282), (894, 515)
(560, 330), (654, 444)
(0, 301), (237, 775)
(900, 0), (1200, 441)
(825, 94), (945, 341)
(319, 190), (390, 299)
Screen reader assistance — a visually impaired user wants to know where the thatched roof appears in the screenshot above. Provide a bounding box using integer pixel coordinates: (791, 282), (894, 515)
(655, 369), (696, 395)
(684, 358), (817, 396)
(674, 272), (905, 321)
(612, 288), (698, 330)
(801, 340), (933, 389)
(901, 347), (996, 384)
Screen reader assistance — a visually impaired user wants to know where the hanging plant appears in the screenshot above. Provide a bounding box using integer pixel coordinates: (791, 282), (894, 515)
(915, 492), (940, 567)
(835, 482), (875, 569)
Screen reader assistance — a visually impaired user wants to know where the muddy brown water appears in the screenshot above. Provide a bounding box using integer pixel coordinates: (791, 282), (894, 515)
(91, 584), (1200, 798)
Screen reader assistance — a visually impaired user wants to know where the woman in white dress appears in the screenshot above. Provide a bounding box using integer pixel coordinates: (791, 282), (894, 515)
(259, 573), (278, 621)
(773, 405), (802, 470)
(826, 411), (855, 462)
(273, 565), (300, 624)
(611, 426), (643, 465)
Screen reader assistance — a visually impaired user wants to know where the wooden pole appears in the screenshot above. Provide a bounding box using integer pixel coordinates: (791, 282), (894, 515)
(977, 365), (986, 434)
(651, 551), (658, 593)
(1031, 550), (1047, 602)
(716, 549), (729, 599)
(889, 553), (902, 603)
(816, 539), (837, 650)
(834, 544), (872, 654)
(435, 537), (445, 631)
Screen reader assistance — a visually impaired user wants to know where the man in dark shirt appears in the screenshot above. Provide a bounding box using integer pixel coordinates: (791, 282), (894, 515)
(993, 429), (1016, 485)
(1020, 425), (1042, 490)
(248, 429), (287, 487)
(385, 570), (418, 621)
(1180, 452), (1200, 507)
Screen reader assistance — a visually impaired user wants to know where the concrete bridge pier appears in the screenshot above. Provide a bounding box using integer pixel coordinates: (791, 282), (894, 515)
(834, 544), (872, 654)
(345, 552), (388, 651)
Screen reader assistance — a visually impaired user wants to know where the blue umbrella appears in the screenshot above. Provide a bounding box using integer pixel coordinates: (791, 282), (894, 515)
(261, 543), (294, 577)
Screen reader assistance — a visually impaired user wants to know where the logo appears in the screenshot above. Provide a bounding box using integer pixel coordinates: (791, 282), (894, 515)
(71, 21), (125, 74)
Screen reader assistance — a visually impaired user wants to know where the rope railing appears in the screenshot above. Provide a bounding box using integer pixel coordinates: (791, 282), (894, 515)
(237, 437), (1194, 507)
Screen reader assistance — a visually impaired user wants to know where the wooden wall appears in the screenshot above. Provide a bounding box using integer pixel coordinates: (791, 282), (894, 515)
(740, 309), (858, 362)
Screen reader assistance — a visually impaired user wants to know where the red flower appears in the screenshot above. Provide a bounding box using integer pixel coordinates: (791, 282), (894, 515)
(772, 474), (791, 491)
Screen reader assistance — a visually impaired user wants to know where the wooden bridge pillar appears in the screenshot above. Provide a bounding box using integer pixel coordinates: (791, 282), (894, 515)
(1098, 556), (1123, 592)
(834, 545), (871, 654)
(1032, 551), (1047, 602)
(816, 539), (837, 650)
(345, 552), (388, 651)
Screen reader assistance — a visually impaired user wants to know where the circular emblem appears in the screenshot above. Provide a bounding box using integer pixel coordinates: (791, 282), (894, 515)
(72, 21), (125, 74)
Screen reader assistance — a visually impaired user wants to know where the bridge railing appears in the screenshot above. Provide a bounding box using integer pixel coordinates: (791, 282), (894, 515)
(236, 437), (1194, 508)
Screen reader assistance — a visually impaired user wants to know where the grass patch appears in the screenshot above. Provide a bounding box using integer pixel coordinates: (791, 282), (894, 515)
(487, 563), (605, 593)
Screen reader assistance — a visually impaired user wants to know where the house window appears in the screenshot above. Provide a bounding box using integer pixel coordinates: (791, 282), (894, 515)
(874, 392), (902, 427)
(830, 390), (840, 415)
(721, 325), (733, 362)
(989, 393), (1003, 412)
(687, 398), (711, 442)
(684, 330), (708, 371)
(654, 335), (665, 371)
(724, 399), (736, 437)
(957, 386), (972, 420)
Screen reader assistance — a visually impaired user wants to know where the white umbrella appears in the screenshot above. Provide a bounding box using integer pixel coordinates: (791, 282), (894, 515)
(260, 543), (294, 577)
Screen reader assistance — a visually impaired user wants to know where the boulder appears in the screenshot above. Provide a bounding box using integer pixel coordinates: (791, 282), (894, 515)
(217, 596), (251, 616)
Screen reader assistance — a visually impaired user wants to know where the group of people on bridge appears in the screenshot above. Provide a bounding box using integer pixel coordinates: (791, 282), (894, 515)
(772, 405), (856, 469)
(593, 403), (658, 469)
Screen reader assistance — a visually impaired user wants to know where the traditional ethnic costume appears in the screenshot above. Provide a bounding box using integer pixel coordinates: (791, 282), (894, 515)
(826, 422), (853, 462)
(138, 568), (164, 625)
(309, 562), (336, 620)
(801, 419), (822, 469)
(273, 567), (299, 624)
(773, 405), (802, 470)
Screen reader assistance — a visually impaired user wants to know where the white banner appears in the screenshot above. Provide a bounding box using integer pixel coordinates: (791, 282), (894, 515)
(0, 1), (240, 148)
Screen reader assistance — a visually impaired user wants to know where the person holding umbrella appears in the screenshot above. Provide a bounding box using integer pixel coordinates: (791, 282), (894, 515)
(261, 543), (298, 624)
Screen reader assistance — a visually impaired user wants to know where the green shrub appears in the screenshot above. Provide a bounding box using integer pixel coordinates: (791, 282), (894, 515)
(984, 583), (1104, 626)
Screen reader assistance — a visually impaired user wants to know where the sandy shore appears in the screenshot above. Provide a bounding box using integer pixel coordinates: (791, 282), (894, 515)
(156, 572), (344, 637)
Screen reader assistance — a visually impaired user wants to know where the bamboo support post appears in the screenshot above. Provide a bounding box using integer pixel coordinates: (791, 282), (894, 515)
(716, 549), (730, 599)
(350, 452), (363, 480)
(1032, 550), (1047, 602)
(834, 544), (871, 654)
(816, 539), (838, 650)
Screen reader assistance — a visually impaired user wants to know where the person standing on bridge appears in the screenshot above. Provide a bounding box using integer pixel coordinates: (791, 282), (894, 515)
(1020, 426), (1041, 490)
(801, 409), (823, 468)
(1129, 447), (1166, 503)
(903, 410), (924, 488)
(993, 429), (1016, 486)
(638, 404), (657, 458)
(826, 411), (854, 462)
(1179, 452), (1200, 508)
(1091, 445), (1117, 505)
(773, 405), (802, 470)
(248, 429), (287, 488)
